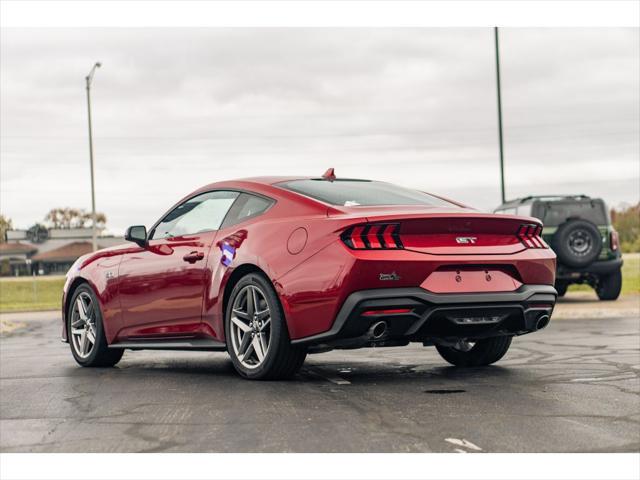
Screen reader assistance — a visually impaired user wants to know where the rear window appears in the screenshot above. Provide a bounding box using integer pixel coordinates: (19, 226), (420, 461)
(541, 201), (607, 226)
(277, 179), (455, 207)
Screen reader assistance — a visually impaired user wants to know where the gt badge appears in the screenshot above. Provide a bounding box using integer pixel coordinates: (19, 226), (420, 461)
(456, 236), (478, 244)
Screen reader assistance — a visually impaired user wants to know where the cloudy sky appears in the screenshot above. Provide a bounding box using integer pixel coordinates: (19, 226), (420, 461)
(1, 28), (638, 234)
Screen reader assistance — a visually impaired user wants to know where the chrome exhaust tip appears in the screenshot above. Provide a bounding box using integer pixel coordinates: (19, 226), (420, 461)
(371, 321), (388, 339)
(536, 314), (550, 330)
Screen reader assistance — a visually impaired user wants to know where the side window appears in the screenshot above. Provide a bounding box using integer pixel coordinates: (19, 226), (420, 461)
(221, 193), (273, 228)
(530, 203), (545, 221)
(516, 204), (533, 217)
(151, 191), (239, 239)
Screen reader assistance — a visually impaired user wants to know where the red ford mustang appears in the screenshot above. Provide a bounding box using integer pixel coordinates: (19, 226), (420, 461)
(62, 170), (557, 380)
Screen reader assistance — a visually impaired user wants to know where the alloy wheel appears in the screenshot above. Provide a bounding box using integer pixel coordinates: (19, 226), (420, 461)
(70, 292), (97, 359)
(230, 285), (272, 369)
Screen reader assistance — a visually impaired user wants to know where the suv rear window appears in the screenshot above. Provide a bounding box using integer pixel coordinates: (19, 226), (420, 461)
(541, 201), (607, 226)
(277, 179), (455, 207)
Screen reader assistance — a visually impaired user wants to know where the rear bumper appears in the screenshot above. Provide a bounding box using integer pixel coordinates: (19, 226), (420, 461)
(291, 284), (557, 347)
(557, 257), (623, 278)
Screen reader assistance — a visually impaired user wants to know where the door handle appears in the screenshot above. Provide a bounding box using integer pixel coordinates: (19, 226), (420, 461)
(183, 251), (205, 263)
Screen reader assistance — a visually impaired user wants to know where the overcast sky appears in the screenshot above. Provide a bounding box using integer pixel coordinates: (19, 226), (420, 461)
(1, 28), (638, 234)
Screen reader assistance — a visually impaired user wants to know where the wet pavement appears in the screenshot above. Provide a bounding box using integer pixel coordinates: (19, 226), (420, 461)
(1, 306), (639, 452)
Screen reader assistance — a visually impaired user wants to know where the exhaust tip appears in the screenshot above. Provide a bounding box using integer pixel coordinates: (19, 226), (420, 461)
(371, 321), (388, 339)
(536, 314), (550, 330)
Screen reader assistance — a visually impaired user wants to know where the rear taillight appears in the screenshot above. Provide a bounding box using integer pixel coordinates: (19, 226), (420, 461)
(517, 224), (548, 249)
(610, 229), (620, 251)
(341, 223), (404, 250)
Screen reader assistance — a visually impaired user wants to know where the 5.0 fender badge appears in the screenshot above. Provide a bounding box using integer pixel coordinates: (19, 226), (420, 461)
(379, 272), (401, 281)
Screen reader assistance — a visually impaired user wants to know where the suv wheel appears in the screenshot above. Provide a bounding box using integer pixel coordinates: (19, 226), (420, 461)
(435, 336), (512, 367)
(552, 219), (603, 268)
(225, 273), (307, 380)
(596, 269), (622, 301)
(555, 282), (568, 297)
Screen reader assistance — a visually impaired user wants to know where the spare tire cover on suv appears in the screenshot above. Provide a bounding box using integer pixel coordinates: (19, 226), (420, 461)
(552, 219), (602, 268)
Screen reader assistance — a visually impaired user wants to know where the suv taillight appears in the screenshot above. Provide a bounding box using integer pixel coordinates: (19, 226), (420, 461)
(341, 223), (403, 250)
(610, 229), (620, 251)
(517, 223), (548, 249)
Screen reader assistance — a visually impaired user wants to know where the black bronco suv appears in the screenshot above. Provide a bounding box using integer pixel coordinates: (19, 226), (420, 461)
(495, 195), (623, 300)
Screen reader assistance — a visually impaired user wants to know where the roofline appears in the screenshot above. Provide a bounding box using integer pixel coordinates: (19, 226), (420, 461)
(197, 175), (382, 189)
(177, 176), (464, 212)
(500, 194), (593, 205)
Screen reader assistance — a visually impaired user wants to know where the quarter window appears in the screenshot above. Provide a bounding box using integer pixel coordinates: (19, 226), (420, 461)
(221, 193), (273, 228)
(151, 191), (239, 239)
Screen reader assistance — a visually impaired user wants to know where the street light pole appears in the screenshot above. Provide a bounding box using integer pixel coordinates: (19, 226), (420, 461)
(85, 62), (101, 252)
(494, 27), (506, 204)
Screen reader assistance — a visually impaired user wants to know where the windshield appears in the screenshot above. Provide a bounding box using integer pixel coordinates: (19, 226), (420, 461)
(277, 179), (456, 208)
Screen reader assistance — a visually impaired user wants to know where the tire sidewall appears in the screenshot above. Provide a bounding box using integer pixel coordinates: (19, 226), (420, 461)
(225, 273), (289, 379)
(436, 336), (512, 367)
(68, 284), (106, 366)
(555, 282), (568, 297)
(596, 269), (623, 300)
(553, 219), (602, 268)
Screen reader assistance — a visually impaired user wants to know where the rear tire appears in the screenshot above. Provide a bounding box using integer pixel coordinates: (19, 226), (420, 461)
(596, 269), (622, 301)
(67, 284), (123, 367)
(435, 336), (512, 367)
(225, 273), (306, 380)
(555, 282), (568, 297)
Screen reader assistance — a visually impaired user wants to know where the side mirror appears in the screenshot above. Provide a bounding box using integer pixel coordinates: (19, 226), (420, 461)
(125, 225), (147, 248)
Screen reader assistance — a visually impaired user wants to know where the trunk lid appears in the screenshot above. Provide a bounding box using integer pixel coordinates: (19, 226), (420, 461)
(338, 207), (540, 255)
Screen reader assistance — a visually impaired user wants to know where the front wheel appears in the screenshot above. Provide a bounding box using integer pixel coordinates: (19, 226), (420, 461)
(435, 336), (512, 367)
(67, 284), (123, 367)
(225, 273), (306, 380)
(596, 269), (622, 301)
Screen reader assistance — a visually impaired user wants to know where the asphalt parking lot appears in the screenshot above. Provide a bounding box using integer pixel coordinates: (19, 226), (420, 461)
(1, 295), (639, 453)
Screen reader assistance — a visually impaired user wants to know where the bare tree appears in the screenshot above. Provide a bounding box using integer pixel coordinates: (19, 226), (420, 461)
(0, 214), (13, 242)
(44, 208), (106, 229)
